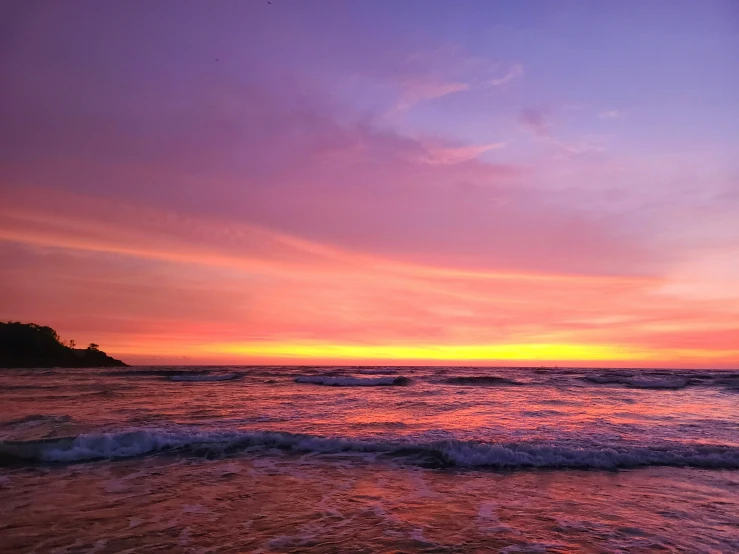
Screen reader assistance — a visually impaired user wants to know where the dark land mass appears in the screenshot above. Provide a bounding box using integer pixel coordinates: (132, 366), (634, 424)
(0, 322), (127, 368)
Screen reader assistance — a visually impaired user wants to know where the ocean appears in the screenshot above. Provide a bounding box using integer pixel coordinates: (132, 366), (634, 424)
(1, 365), (738, 552)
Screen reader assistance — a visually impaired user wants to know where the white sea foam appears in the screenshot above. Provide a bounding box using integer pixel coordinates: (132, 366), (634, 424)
(295, 375), (409, 386)
(3, 426), (739, 470)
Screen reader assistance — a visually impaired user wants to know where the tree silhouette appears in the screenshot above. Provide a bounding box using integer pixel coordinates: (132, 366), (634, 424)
(0, 322), (126, 367)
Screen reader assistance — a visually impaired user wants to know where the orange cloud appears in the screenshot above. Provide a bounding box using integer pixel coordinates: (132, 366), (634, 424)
(1, 187), (737, 368)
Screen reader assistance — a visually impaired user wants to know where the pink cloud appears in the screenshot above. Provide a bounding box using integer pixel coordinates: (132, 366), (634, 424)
(0, 75), (651, 278)
(394, 79), (469, 111)
(417, 142), (507, 165)
(519, 108), (551, 137)
(488, 64), (525, 87)
(1, 186), (737, 366)
(518, 108), (609, 156)
(599, 109), (625, 120)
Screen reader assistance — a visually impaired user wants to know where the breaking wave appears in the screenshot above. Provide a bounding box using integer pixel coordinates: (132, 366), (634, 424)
(87, 367), (739, 393)
(2, 426), (738, 470)
(295, 376), (410, 387)
(582, 374), (691, 390)
(357, 368), (399, 375)
(2, 414), (73, 426)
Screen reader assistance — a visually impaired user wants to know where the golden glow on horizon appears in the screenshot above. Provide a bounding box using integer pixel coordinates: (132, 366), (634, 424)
(207, 341), (639, 361)
(106, 339), (739, 364)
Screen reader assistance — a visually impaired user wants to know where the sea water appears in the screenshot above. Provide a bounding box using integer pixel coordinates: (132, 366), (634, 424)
(1, 365), (738, 552)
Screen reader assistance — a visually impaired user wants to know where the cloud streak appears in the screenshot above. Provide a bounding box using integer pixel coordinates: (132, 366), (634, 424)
(1, 187), (738, 366)
(599, 109), (625, 120)
(519, 108), (551, 137)
(417, 142), (507, 165)
(394, 79), (470, 111)
(488, 64), (525, 87)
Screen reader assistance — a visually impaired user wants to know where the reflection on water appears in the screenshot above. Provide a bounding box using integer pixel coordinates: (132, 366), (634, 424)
(1, 365), (739, 551)
(2, 455), (738, 552)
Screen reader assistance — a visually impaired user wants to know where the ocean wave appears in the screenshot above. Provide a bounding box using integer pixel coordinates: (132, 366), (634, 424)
(582, 374), (690, 390)
(105, 369), (211, 377)
(294, 376), (410, 386)
(2, 426), (738, 470)
(717, 376), (739, 392)
(357, 368), (399, 375)
(443, 376), (523, 386)
(170, 373), (239, 382)
(1, 414), (82, 443)
(2, 414), (73, 427)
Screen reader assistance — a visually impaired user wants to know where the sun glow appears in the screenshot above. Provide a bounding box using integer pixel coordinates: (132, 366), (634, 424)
(205, 341), (639, 361)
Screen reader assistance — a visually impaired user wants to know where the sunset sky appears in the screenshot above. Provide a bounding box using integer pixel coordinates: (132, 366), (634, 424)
(1, 1), (738, 367)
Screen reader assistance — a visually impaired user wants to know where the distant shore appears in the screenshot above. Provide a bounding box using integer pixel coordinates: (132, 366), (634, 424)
(0, 322), (127, 368)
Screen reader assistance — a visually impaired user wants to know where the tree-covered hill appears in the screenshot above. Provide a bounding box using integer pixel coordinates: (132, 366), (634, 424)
(0, 322), (127, 368)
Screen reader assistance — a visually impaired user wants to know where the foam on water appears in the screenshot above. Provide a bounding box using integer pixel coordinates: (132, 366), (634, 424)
(3, 426), (739, 470)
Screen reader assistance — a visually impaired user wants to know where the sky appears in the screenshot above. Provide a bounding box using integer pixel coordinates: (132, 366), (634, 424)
(1, 0), (738, 367)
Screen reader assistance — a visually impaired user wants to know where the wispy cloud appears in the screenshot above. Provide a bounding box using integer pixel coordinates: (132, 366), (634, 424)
(548, 138), (608, 157)
(519, 108), (551, 137)
(418, 142), (507, 165)
(519, 108), (608, 156)
(599, 109), (625, 120)
(488, 64), (525, 87)
(395, 79), (469, 111)
(0, 187), (682, 365)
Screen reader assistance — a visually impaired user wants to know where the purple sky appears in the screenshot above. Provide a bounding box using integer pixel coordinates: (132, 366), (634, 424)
(1, 0), (738, 365)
